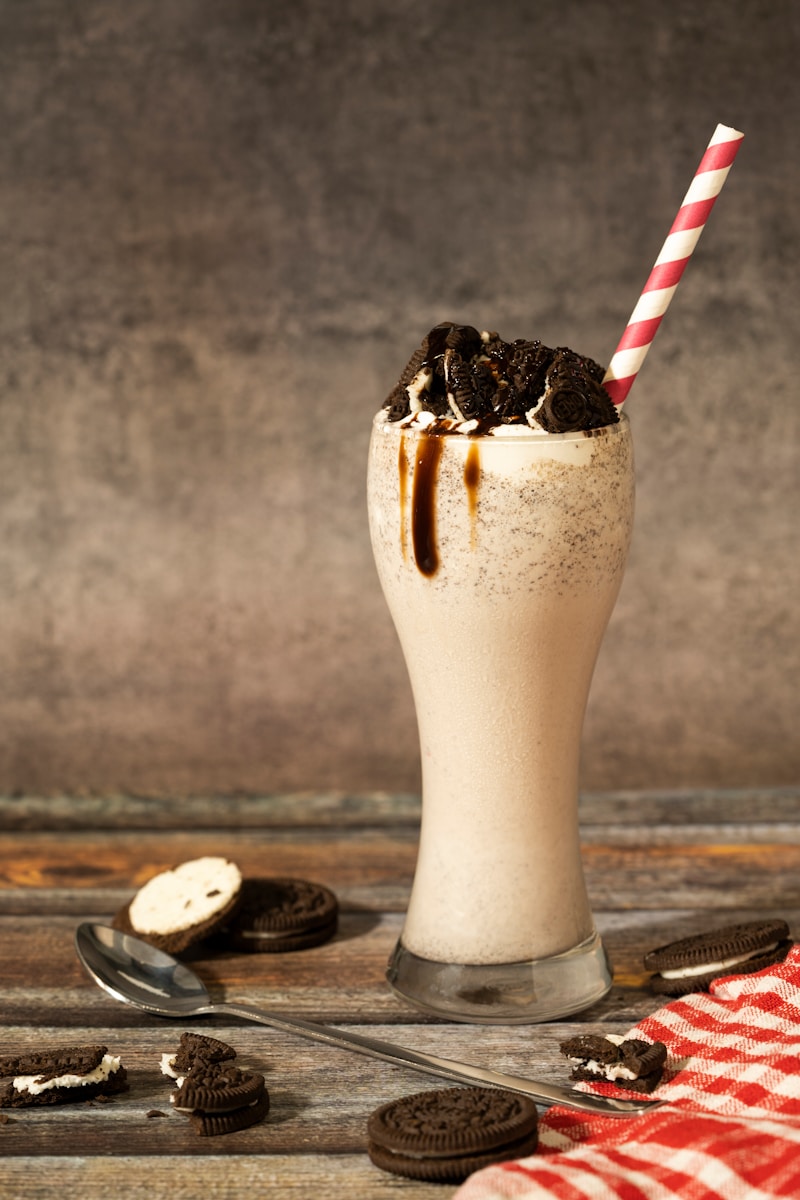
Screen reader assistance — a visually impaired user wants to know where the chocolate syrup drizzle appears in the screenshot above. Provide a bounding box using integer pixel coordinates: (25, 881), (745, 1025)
(398, 435), (409, 562)
(410, 435), (443, 577)
(403, 430), (483, 576)
(464, 440), (481, 550)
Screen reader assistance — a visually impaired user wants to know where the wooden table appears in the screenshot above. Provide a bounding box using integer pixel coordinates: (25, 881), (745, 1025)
(1, 789), (798, 1198)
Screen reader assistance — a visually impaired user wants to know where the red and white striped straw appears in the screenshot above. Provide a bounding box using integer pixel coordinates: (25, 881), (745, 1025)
(603, 123), (744, 408)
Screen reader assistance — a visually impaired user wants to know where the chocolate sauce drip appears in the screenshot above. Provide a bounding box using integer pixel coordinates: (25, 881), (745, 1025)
(464, 440), (481, 547)
(398, 433), (409, 562)
(411, 435), (443, 577)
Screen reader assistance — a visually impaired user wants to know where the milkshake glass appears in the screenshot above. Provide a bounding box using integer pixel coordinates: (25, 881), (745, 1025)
(367, 412), (634, 1022)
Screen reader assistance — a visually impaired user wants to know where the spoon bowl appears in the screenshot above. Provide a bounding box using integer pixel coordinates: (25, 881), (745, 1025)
(76, 922), (213, 1016)
(75, 922), (664, 1119)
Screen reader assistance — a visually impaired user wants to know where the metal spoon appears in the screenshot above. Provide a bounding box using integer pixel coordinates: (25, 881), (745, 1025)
(75, 923), (662, 1118)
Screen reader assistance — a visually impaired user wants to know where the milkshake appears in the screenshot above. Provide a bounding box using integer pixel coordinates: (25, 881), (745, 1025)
(367, 323), (634, 1022)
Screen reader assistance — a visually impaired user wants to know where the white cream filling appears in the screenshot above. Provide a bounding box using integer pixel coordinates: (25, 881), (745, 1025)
(578, 1059), (637, 1081)
(238, 927), (317, 940)
(525, 389), (546, 429)
(447, 393), (466, 421)
(659, 943), (778, 980)
(171, 1095), (258, 1115)
(398, 409), (438, 430)
(160, 1053), (179, 1079)
(129, 856), (241, 936)
(406, 368), (433, 410)
(14, 1053), (121, 1095)
(569, 1033), (638, 1080)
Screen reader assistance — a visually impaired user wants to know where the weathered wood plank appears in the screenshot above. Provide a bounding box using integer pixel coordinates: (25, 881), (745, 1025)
(580, 824), (800, 844)
(0, 827), (418, 888)
(0, 1154), (451, 1199)
(2, 790), (798, 1186)
(0, 883), (413, 916)
(0, 912), (412, 1027)
(0, 791), (423, 832)
(2, 828), (798, 915)
(0, 1019), (645, 1162)
(1, 787), (798, 832)
(0, 828), (418, 916)
(1, 906), (797, 1029)
(585, 839), (800, 908)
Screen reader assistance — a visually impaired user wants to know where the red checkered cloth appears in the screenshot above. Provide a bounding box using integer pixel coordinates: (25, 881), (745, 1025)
(455, 942), (800, 1199)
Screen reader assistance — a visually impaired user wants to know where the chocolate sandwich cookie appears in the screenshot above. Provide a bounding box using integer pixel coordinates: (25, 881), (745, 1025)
(560, 1034), (667, 1093)
(367, 1087), (538, 1183)
(383, 323), (617, 432)
(645, 918), (792, 996)
(225, 876), (338, 952)
(113, 856), (243, 954)
(161, 1032), (237, 1081)
(171, 1062), (269, 1137)
(0, 1045), (128, 1108)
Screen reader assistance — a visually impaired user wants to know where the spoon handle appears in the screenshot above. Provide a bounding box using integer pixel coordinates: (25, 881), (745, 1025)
(209, 1001), (660, 1117)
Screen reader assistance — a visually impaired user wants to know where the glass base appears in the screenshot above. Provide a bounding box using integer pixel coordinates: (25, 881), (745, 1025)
(386, 930), (612, 1024)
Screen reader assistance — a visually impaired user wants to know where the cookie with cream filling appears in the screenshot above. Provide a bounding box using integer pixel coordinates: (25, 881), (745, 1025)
(560, 1034), (666, 1093)
(644, 918), (792, 996)
(0, 1044), (128, 1107)
(113, 856), (243, 954)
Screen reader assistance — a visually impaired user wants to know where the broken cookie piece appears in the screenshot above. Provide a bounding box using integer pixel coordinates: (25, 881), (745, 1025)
(112, 856), (243, 954)
(559, 1034), (667, 1094)
(0, 1045), (128, 1108)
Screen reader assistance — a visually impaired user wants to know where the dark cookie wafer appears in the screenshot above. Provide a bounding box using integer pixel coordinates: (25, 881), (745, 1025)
(172, 1061), (269, 1138)
(619, 1040), (666, 1079)
(173, 1032), (236, 1070)
(0, 1045), (102, 1078)
(112, 856), (243, 955)
(645, 919), (792, 996)
(1, 1045), (128, 1107)
(162, 1032), (236, 1080)
(188, 1088), (270, 1137)
(172, 1063), (265, 1114)
(226, 876), (338, 953)
(561, 1035), (667, 1093)
(113, 899), (232, 957)
(559, 1035), (620, 1067)
(367, 1086), (538, 1183)
(382, 323), (617, 432)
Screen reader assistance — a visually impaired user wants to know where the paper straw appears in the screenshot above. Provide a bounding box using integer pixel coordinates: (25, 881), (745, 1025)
(603, 123), (744, 408)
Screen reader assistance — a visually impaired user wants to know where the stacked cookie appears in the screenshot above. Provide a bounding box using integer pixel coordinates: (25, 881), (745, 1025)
(112, 857), (338, 957)
(226, 877), (339, 952)
(112, 857), (244, 954)
(161, 1032), (269, 1137)
(644, 918), (792, 995)
(560, 1034), (667, 1093)
(367, 1086), (538, 1183)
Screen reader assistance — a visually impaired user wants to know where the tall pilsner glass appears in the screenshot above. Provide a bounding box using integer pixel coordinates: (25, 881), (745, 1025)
(367, 413), (634, 1022)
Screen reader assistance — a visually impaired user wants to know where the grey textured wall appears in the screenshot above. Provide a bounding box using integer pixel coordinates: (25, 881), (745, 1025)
(1, 0), (797, 797)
